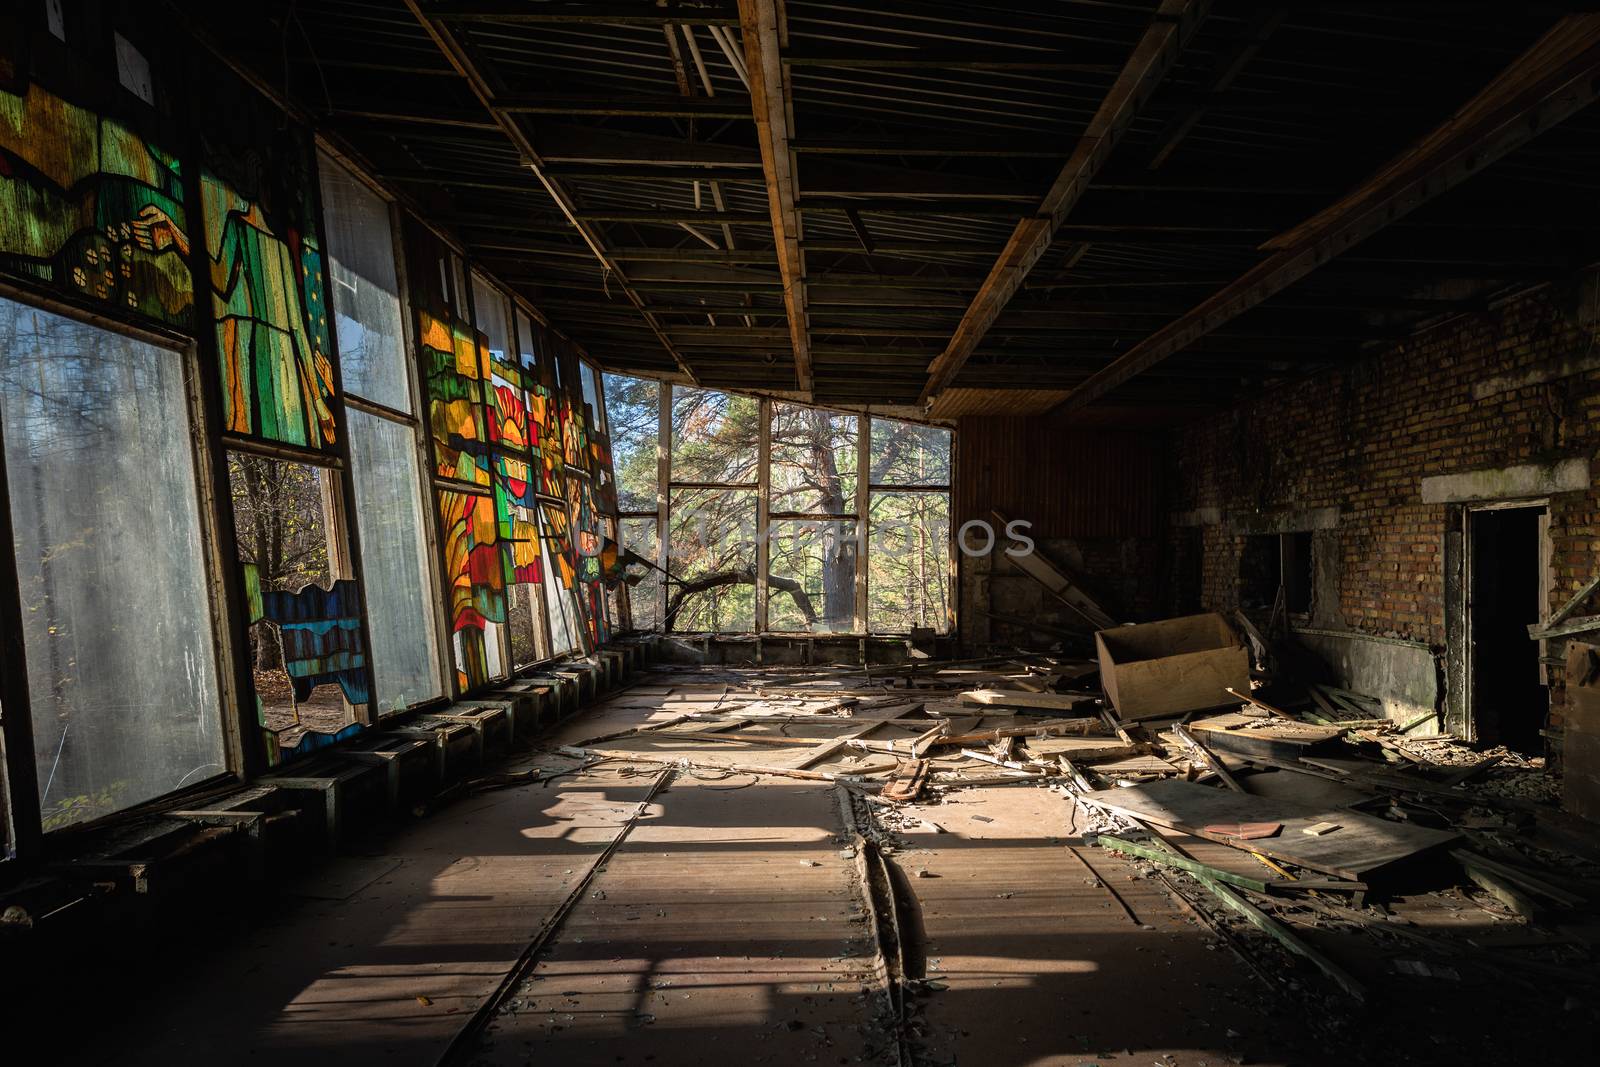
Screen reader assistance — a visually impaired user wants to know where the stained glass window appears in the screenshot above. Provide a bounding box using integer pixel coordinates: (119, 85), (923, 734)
(199, 113), (337, 450)
(438, 488), (507, 690)
(0, 82), (194, 326)
(319, 155), (409, 413)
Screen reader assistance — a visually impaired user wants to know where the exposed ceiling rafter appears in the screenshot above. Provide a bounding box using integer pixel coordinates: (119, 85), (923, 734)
(403, 0), (700, 384)
(919, 0), (1212, 406)
(739, 0), (812, 397)
(1054, 14), (1600, 412)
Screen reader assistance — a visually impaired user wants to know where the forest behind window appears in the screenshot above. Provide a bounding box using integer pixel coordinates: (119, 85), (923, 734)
(603, 373), (950, 635)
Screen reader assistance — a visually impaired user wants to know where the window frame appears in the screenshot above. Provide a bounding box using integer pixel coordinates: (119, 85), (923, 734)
(0, 283), (240, 856)
(320, 151), (452, 716)
(864, 416), (954, 636)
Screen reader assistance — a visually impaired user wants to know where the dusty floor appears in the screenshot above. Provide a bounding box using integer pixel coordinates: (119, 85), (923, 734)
(42, 665), (1599, 1066)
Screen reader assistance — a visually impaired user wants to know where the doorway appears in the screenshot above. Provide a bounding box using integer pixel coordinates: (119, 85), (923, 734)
(1468, 505), (1548, 753)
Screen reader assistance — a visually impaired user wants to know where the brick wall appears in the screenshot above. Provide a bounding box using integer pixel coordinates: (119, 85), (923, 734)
(1168, 278), (1600, 738)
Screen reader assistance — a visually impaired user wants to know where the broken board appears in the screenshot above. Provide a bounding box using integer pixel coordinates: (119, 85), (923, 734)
(1188, 712), (1345, 761)
(959, 689), (1098, 712)
(1085, 778), (1459, 882)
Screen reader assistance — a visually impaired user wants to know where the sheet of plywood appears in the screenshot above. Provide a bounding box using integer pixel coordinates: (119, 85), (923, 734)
(959, 689), (1098, 711)
(1085, 778), (1458, 881)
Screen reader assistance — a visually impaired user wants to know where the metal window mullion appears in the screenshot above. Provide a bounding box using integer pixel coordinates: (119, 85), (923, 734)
(656, 379), (671, 629)
(855, 414), (870, 634)
(756, 397), (771, 632)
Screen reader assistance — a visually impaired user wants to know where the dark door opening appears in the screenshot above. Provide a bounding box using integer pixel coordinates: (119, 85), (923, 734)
(1469, 506), (1546, 753)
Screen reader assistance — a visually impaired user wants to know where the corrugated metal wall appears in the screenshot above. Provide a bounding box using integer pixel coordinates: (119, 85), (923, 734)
(954, 418), (1165, 538)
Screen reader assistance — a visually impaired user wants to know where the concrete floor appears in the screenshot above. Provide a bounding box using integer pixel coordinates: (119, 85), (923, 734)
(43, 668), (1594, 1066)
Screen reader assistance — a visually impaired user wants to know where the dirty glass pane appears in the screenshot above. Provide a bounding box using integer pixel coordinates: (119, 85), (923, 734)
(580, 361), (605, 432)
(670, 386), (758, 485)
(470, 273), (512, 361)
(621, 516), (660, 631)
(867, 491), (951, 633)
(604, 372), (659, 512)
(771, 404), (857, 514)
(346, 407), (444, 713)
(1, 298), (225, 829)
(767, 519), (859, 633)
(668, 487), (757, 631)
(869, 418), (950, 486)
(318, 153), (410, 413)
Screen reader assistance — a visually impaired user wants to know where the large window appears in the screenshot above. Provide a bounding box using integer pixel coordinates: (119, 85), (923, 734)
(869, 418), (952, 633)
(1, 297), (225, 829)
(475, 272), (547, 668)
(320, 154), (444, 714)
(606, 376), (952, 635)
(605, 372), (662, 630)
(669, 386), (759, 630)
(768, 403), (858, 632)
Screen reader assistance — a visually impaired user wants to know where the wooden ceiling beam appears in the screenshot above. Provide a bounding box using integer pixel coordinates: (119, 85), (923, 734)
(426, 1), (739, 25)
(576, 210), (771, 225)
(542, 165), (762, 182)
(608, 247), (780, 263)
(1054, 15), (1600, 412)
(919, 0), (1211, 405)
(800, 197), (1032, 214)
(739, 0), (813, 397)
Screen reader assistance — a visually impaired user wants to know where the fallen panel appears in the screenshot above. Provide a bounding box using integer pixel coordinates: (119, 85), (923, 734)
(1085, 778), (1458, 882)
(1188, 711), (1344, 760)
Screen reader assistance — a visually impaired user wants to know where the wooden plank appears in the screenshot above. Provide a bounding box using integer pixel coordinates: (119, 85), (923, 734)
(794, 719), (892, 769)
(1091, 753), (1181, 776)
(1528, 612), (1600, 640)
(958, 690), (1099, 713)
(1549, 572), (1600, 627)
(738, 0), (812, 394)
(1093, 833), (1272, 893)
(1085, 779), (1460, 882)
(1173, 722), (1244, 793)
(1146, 829), (1366, 1002)
(1188, 711), (1344, 760)
(1017, 737), (1145, 762)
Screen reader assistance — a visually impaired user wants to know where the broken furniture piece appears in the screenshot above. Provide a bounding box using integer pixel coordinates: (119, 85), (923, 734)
(1095, 613), (1252, 720)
